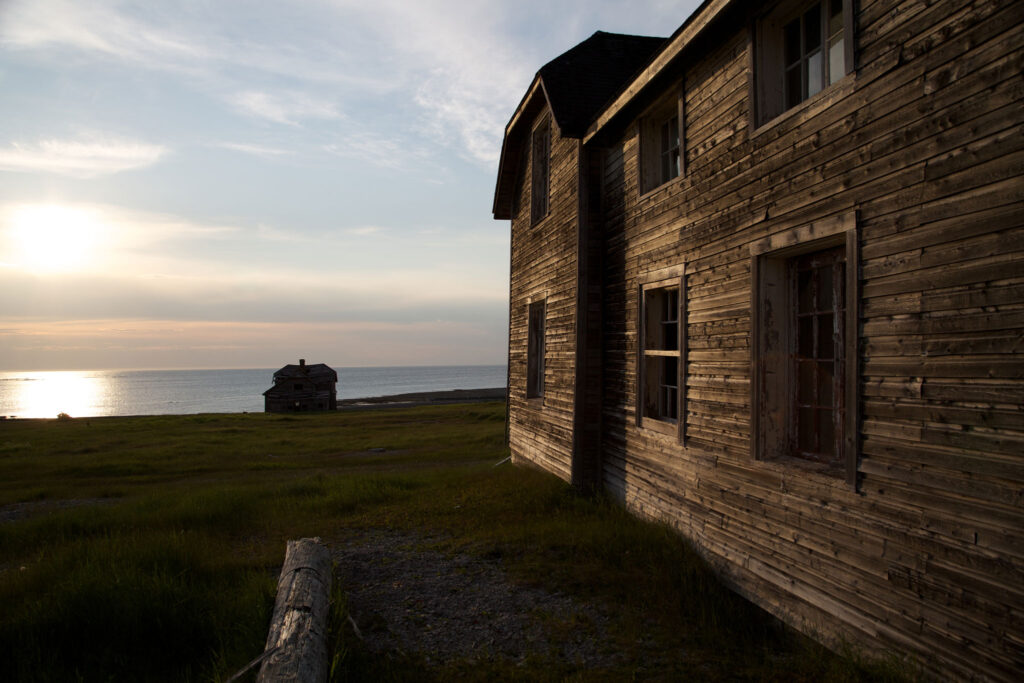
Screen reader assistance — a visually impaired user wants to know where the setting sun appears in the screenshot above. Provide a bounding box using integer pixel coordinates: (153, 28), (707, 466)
(5, 204), (104, 273)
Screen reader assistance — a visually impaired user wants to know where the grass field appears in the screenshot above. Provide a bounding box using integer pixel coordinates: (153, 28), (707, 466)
(0, 403), (908, 681)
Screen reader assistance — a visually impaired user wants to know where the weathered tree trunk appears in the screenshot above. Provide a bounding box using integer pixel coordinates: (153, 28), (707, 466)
(256, 538), (332, 683)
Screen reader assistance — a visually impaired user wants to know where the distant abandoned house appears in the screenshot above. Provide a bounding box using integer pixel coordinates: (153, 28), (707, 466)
(494, 1), (1023, 680)
(264, 359), (337, 413)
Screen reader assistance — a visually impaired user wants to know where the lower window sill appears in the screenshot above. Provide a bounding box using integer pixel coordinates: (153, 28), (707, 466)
(751, 73), (857, 139)
(764, 454), (847, 481)
(640, 416), (680, 439)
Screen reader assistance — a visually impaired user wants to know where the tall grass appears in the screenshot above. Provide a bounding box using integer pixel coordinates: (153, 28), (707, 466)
(0, 405), (908, 681)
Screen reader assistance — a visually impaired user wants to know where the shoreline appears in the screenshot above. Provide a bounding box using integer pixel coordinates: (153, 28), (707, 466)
(336, 387), (506, 411)
(1, 387), (507, 420)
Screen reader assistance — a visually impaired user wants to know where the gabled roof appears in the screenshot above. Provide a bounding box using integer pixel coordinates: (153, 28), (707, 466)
(272, 362), (337, 382)
(492, 31), (665, 220)
(539, 31), (667, 138)
(585, 0), (731, 143)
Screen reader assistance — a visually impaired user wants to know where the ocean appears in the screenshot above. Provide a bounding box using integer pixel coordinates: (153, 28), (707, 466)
(0, 365), (507, 419)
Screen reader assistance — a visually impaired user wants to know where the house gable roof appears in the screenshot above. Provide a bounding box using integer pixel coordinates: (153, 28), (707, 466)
(539, 31), (667, 138)
(264, 362), (337, 397)
(584, 0), (732, 143)
(271, 363), (337, 382)
(492, 31), (665, 220)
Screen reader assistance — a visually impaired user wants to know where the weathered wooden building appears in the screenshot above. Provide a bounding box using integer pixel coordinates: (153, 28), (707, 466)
(493, 0), (1023, 679)
(264, 359), (337, 413)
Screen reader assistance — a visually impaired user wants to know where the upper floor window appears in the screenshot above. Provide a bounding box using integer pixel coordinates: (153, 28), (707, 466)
(755, 0), (853, 125)
(640, 86), (683, 194)
(531, 118), (550, 224)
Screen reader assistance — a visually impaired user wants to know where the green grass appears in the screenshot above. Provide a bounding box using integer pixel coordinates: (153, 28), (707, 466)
(0, 404), (910, 681)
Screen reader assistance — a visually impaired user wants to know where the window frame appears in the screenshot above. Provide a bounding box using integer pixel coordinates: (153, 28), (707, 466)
(636, 265), (686, 441)
(639, 83), (685, 196)
(752, 0), (855, 128)
(526, 298), (546, 399)
(530, 117), (551, 225)
(750, 212), (859, 486)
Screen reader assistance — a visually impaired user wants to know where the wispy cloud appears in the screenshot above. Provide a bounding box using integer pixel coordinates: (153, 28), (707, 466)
(0, 136), (167, 177)
(0, 0), (695, 168)
(0, 318), (506, 370)
(323, 132), (421, 170)
(345, 226), (385, 236)
(0, 0), (526, 166)
(323, 0), (532, 166)
(216, 142), (292, 158)
(0, 0), (210, 67)
(227, 91), (343, 126)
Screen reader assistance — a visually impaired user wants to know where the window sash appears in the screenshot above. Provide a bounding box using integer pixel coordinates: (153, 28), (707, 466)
(526, 300), (545, 398)
(530, 120), (550, 224)
(749, 213), (859, 488)
(790, 247), (845, 465)
(659, 115), (681, 184)
(637, 274), (686, 440)
(756, 0), (853, 126)
(640, 86), (684, 194)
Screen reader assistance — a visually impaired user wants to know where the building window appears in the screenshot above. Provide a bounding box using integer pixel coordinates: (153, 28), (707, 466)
(526, 299), (545, 398)
(640, 87), (683, 194)
(755, 0), (853, 125)
(638, 268), (686, 439)
(750, 214), (858, 484)
(792, 247), (845, 462)
(531, 119), (550, 224)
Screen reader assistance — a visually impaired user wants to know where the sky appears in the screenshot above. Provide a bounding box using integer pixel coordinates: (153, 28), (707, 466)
(0, 0), (700, 371)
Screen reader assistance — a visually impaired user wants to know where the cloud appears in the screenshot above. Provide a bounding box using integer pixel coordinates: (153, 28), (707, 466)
(323, 132), (427, 171)
(0, 200), (507, 319)
(345, 226), (384, 236)
(227, 91), (343, 126)
(0, 318), (507, 370)
(0, 0), (699, 169)
(0, 136), (167, 177)
(0, 0), (527, 166)
(216, 142), (292, 158)
(0, 0), (211, 67)
(323, 0), (532, 166)
(0, 201), (237, 278)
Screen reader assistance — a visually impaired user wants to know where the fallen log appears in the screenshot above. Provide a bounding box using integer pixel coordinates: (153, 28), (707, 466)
(256, 538), (332, 683)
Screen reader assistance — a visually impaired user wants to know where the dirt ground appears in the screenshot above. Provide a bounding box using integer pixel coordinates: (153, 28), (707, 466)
(330, 529), (635, 669)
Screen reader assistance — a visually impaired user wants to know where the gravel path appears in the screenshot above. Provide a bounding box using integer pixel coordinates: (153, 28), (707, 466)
(331, 529), (624, 668)
(0, 498), (112, 524)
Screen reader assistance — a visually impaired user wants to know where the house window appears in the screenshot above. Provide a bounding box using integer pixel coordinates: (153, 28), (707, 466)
(640, 87), (683, 194)
(638, 269), (686, 439)
(792, 247), (845, 462)
(526, 299), (545, 398)
(755, 0), (853, 125)
(751, 214), (858, 484)
(531, 119), (550, 224)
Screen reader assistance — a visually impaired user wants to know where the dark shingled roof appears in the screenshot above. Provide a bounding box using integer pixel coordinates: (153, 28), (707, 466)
(272, 362), (337, 382)
(492, 31), (665, 218)
(537, 31), (666, 137)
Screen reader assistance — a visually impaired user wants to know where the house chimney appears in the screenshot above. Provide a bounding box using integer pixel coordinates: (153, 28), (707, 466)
(299, 359), (305, 366)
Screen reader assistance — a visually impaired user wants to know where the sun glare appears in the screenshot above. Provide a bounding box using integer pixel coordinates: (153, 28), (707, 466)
(6, 204), (104, 273)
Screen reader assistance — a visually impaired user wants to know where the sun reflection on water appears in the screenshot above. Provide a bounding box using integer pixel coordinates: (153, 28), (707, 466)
(1, 371), (110, 419)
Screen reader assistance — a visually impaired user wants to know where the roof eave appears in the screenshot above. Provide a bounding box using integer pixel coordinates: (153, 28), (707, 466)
(583, 0), (733, 144)
(493, 76), (549, 220)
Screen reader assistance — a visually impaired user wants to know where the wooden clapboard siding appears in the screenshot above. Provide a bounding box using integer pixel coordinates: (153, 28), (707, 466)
(591, 0), (1024, 680)
(507, 105), (579, 480)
